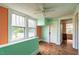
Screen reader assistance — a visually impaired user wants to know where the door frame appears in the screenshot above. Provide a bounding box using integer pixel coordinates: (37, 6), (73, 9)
(73, 12), (78, 49)
(59, 17), (73, 45)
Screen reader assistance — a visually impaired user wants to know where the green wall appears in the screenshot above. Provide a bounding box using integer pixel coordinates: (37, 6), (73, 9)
(45, 17), (53, 25)
(37, 18), (45, 26)
(0, 38), (39, 55)
(37, 17), (52, 26)
(42, 26), (49, 42)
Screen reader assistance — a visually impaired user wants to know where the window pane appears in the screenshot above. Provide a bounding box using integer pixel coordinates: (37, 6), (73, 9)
(28, 19), (36, 28)
(28, 29), (36, 37)
(66, 23), (73, 34)
(12, 27), (25, 40)
(21, 17), (25, 27)
(12, 14), (16, 26)
(16, 15), (19, 26)
(66, 28), (73, 34)
(12, 14), (26, 27)
(66, 24), (73, 28)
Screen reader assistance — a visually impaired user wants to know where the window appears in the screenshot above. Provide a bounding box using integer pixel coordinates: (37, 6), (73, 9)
(12, 27), (25, 40)
(28, 19), (36, 37)
(12, 14), (26, 40)
(66, 23), (73, 34)
(11, 13), (36, 41)
(12, 14), (25, 27)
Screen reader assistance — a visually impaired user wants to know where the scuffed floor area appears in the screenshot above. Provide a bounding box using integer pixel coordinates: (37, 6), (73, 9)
(38, 41), (78, 55)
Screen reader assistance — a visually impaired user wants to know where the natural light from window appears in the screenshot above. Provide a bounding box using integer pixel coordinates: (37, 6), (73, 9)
(66, 23), (73, 34)
(11, 13), (36, 41)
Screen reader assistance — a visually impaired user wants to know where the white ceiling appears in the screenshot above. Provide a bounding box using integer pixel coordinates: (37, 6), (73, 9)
(0, 3), (79, 18)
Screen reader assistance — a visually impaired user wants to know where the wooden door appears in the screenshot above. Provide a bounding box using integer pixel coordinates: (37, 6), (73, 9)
(0, 6), (8, 45)
(37, 26), (42, 39)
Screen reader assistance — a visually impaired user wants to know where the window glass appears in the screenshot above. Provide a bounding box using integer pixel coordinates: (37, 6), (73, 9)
(28, 29), (36, 37)
(12, 14), (25, 27)
(28, 19), (36, 38)
(11, 13), (36, 41)
(66, 23), (73, 34)
(28, 19), (36, 28)
(11, 14), (26, 40)
(12, 27), (25, 40)
(12, 14), (16, 26)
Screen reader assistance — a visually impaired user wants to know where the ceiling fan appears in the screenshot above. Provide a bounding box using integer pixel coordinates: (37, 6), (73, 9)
(34, 4), (55, 17)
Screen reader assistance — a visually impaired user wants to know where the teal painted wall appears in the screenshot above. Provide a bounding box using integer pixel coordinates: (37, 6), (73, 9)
(0, 38), (39, 55)
(37, 18), (45, 26)
(45, 17), (53, 25)
(42, 26), (49, 42)
(41, 17), (53, 42)
(37, 17), (52, 26)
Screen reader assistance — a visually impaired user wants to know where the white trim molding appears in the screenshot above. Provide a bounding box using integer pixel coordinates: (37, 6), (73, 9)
(0, 37), (38, 48)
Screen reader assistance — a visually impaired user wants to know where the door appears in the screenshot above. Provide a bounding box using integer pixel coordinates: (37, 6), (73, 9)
(0, 6), (8, 45)
(50, 21), (58, 44)
(36, 26), (42, 41)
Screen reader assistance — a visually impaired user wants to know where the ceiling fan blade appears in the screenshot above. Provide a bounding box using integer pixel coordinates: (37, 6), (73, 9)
(33, 11), (43, 14)
(45, 8), (55, 12)
(33, 4), (55, 15)
(35, 9), (55, 14)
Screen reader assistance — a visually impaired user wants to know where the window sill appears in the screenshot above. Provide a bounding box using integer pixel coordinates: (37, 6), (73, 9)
(0, 37), (38, 48)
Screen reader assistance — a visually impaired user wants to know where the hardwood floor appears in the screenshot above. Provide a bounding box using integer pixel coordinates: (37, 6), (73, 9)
(38, 41), (78, 55)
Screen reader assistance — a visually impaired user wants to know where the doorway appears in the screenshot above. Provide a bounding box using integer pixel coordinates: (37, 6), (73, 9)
(60, 19), (73, 47)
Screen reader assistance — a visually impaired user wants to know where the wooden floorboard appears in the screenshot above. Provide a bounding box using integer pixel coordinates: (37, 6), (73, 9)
(38, 40), (78, 55)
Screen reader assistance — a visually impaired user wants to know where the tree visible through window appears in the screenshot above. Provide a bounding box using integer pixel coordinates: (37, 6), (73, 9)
(11, 13), (36, 41)
(12, 14), (26, 40)
(12, 27), (25, 40)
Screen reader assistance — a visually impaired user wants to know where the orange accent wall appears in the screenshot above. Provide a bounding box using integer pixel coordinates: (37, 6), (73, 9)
(0, 6), (8, 45)
(37, 26), (42, 39)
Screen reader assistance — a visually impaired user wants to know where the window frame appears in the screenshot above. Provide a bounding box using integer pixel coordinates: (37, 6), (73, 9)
(11, 13), (27, 41)
(8, 9), (37, 42)
(11, 26), (26, 40)
(27, 18), (37, 38)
